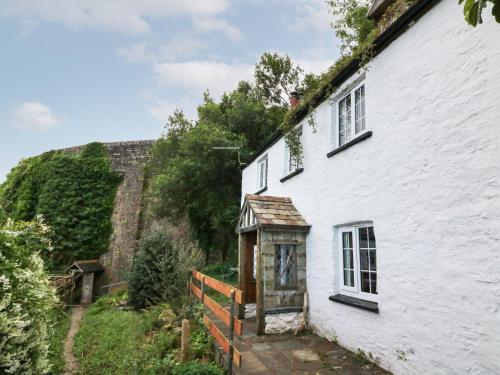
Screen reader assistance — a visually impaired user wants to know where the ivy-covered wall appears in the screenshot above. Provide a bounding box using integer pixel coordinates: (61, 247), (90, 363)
(0, 143), (122, 270)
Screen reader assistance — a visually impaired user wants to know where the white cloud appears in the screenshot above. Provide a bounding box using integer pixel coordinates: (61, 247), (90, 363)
(11, 102), (60, 132)
(148, 96), (199, 123)
(193, 17), (242, 42)
(0, 0), (232, 35)
(154, 61), (253, 99)
(284, 0), (332, 34)
(118, 42), (155, 63)
(159, 34), (207, 62)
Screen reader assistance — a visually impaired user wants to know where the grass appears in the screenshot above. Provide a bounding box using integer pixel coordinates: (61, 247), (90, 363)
(201, 263), (238, 305)
(48, 307), (70, 374)
(73, 292), (222, 375)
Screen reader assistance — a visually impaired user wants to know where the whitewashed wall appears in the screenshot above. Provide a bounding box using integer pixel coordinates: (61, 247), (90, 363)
(241, 1), (500, 374)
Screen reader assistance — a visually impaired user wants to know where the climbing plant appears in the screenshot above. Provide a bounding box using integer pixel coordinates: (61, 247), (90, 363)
(0, 143), (121, 269)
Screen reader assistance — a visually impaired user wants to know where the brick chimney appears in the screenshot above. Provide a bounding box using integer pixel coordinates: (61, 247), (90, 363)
(290, 91), (300, 108)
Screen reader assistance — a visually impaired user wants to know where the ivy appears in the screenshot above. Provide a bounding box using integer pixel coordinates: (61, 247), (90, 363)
(0, 143), (121, 270)
(460, 0), (500, 26)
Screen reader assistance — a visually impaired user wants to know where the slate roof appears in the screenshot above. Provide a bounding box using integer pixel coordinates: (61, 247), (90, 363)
(238, 194), (309, 232)
(65, 260), (105, 273)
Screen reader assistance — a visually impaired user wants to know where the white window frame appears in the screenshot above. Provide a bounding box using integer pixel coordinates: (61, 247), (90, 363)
(334, 81), (367, 149)
(257, 154), (268, 190)
(284, 126), (303, 175)
(337, 223), (377, 302)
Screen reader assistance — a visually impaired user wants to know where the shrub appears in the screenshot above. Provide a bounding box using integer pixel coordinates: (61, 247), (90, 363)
(0, 219), (58, 374)
(172, 362), (223, 375)
(128, 222), (203, 310)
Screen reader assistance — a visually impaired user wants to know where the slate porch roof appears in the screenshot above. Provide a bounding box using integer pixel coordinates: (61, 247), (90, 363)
(237, 194), (310, 232)
(65, 260), (105, 273)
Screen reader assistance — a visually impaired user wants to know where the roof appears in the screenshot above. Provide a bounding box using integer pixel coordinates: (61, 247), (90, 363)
(243, 0), (438, 168)
(237, 194), (310, 233)
(65, 260), (105, 273)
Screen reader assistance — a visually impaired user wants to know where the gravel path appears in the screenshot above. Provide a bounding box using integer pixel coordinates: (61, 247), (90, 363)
(64, 306), (84, 375)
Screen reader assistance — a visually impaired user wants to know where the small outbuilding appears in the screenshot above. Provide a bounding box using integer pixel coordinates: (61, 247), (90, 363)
(237, 194), (310, 334)
(65, 260), (105, 305)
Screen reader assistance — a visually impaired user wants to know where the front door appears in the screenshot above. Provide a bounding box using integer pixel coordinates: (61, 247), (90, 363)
(244, 231), (257, 303)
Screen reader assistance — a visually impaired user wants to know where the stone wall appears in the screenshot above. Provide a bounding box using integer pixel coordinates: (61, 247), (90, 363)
(64, 140), (154, 288)
(261, 230), (307, 309)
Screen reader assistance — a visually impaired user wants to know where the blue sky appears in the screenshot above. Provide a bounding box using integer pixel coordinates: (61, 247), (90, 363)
(0, 0), (340, 182)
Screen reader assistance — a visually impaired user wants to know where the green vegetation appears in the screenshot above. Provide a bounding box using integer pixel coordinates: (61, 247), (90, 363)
(0, 143), (121, 269)
(47, 309), (70, 374)
(128, 223), (203, 309)
(0, 219), (59, 374)
(146, 80), (286, 262)
(73, 292), (220, 375)
(460, 0), (500, 26)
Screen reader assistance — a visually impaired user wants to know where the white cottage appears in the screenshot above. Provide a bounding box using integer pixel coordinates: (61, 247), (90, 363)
(238, 0), (500, 373)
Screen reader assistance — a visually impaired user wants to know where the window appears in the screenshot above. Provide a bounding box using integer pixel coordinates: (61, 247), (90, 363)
(285, 127), (302, 174)
(338, 224), (377, 301)
(274, 244), (297, 288)
(337, 83), (366, 147)
(257, 155), (268, 190)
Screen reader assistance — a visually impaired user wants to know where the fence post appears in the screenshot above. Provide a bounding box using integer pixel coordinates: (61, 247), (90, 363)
(201, 276), (205, 311)
(181, 319), (190, 363)
(228, 289), (235, 374)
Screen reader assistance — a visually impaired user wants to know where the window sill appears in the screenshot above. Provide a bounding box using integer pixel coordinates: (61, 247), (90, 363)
(255, 186), (267, 195)
(329, 294), (379, 313)
(326, 131), (372, 158)
(280, 167), (304, 183)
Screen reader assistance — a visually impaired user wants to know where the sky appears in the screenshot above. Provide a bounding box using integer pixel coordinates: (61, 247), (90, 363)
(0, 0), (341, 182)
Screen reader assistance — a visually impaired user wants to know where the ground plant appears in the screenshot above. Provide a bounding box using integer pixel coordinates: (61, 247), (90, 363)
(73, 292), (221, 375)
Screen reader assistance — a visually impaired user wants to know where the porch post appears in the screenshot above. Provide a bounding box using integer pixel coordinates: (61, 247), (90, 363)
(237, 233), (245, 319)
(256, 228), (265, 335)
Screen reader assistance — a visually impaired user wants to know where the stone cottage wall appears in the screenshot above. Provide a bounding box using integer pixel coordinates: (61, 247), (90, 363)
(261, 230), (307, 310)
(241, 1), (500, 373)
(64, 140), (154, 288)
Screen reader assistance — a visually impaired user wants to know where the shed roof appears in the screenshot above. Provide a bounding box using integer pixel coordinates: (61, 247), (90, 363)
(237, 194), (310, 233)
(65, 260), (105, 273)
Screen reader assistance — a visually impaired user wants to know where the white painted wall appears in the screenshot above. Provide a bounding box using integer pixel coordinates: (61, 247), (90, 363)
(241, 1), (500, 373)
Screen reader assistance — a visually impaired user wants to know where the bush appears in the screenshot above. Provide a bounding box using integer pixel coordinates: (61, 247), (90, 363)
(0, 219), (58, 374)
(128, 222), (203, 309)
(172, 361), (223, 375)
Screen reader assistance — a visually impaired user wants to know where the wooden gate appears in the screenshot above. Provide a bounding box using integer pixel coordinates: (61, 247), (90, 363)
(189, 270), (244, 371)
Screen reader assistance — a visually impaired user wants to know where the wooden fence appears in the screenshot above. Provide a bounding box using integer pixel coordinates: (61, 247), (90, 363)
(189, 270), (244, 372)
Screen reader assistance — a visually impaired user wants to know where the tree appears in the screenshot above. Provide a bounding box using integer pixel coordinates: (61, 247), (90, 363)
(327, 0), (376, 55)
(254, 53), (305, 107)
(460, 0), (500, 26)
(147, 78), (284, 262)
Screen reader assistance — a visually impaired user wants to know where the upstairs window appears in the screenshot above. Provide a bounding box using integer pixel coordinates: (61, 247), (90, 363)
(337, 83), (366, 147)
(338, 224), (377, 301)
(257, 155), (268, 190)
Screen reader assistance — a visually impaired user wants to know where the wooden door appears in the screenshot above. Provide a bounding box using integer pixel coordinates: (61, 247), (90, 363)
(244, 231), (257, 303)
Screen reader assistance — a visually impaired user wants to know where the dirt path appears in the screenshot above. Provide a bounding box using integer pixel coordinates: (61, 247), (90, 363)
(64, 306), (84, 375)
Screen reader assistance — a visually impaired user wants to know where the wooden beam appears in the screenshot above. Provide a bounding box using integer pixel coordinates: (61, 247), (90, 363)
(189, 282), (243, 336)
(192, 270), (244, 304)
(203, 315), (242, 367)
(255, 229), (265, 335)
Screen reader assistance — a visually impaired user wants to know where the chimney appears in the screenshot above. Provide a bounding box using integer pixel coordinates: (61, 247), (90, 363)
(290, 91), (300, 108)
